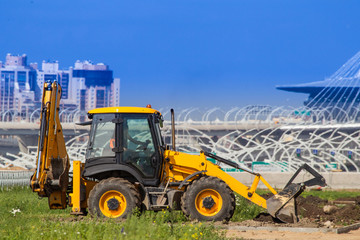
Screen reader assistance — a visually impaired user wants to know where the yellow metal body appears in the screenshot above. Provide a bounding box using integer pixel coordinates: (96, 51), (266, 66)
(30, 81), (70, 208)
(162, 151), (277, 209)
(88, 106), (159, 115)
(69, 161), (96, 214)
(30, 81), (96, 212)
(69, 161), (81, 213)
(31, 84), (277, 216)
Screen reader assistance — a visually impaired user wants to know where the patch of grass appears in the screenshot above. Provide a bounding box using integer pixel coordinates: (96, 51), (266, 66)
(301, 189), (360, 201)
(0, 187), (225, 240)
(231, 194), (264, 222)
(3, 186), (359, 239)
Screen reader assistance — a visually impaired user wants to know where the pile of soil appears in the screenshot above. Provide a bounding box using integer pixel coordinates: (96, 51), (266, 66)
(296, 195), (328, 219)
(297, 195), (360, 224)
(254, 195), (360, 226)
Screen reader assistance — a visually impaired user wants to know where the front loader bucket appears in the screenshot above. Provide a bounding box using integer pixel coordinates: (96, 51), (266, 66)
(266, 183), (303, 223)
(266, 164), (327, 223)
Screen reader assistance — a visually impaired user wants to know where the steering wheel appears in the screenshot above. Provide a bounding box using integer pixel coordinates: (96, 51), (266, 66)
(136, 139), (151, 150)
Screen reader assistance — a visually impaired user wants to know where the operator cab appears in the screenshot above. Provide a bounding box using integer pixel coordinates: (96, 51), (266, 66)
(83, 106), (165, 186)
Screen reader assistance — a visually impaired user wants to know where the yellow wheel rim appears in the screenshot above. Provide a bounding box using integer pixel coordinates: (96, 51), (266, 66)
(99, 190), (127, 218)
(195, 189), (223, 216)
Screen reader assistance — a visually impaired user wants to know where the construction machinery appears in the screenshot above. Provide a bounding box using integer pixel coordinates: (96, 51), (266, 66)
(30, 80), (327, 223)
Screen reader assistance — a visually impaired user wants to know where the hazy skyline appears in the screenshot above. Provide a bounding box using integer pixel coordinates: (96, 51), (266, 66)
(1, 0), (360, 110)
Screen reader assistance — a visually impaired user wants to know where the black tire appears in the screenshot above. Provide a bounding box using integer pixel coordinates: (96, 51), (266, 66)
(88, 177), (140, 219)
(181, 176), (235, 221)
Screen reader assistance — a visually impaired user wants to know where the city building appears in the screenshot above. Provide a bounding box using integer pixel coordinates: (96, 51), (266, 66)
(0, 54), (121, 118)
(36, 60), (70, 102)
(69, 60), (120, 111)
(0, 54), (37, 116)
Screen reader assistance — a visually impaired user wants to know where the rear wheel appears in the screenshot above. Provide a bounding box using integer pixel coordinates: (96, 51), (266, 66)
(181, 176), (235, 221)
(88, 178), (140, 219)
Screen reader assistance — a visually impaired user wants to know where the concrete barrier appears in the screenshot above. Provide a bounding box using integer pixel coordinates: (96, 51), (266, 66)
(229, 172), (360, 190)
(1, 170), (360, 189)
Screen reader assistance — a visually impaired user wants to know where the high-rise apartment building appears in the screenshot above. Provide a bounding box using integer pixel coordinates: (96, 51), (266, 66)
(36, 61), (70, 101)
(0, 54), (37, 114)
(0, 54), (121, 117)
(69, 60), (119, 111)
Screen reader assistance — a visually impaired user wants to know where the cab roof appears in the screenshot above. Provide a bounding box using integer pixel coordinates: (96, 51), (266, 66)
(88, 106), (160, 115)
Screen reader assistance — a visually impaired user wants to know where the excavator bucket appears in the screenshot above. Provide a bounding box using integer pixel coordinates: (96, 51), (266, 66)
(266, 164), (327, 223)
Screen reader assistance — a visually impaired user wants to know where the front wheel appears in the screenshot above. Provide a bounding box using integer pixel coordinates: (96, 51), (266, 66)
(181, 176), (235, 221)
(88, 178), (140, 219)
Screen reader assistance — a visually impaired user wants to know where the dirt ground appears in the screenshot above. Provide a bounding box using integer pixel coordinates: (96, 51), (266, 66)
(225, 195), (360, 239)
(296, 195), (360, 225)
(226, 228), (360, 240)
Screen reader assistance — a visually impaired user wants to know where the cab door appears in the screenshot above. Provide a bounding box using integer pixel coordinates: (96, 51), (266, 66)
(121, 114), (161, 185)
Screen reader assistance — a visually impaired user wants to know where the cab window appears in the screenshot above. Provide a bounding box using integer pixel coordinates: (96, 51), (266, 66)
(87, 114), (115, 158)
(122, 115), (156, 177)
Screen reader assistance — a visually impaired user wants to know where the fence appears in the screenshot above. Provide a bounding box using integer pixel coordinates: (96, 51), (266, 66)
(0, 171), (33, 187)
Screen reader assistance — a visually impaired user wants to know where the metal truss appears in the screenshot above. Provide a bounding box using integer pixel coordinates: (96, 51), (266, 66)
(1, 106), (360, 172)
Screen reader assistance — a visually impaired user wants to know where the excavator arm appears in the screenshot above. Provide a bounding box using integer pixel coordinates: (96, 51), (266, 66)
(203, 151), (326, 223)
(30, 80), (70, 209)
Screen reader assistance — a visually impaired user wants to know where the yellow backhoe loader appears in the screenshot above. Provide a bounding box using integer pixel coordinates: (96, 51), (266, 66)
(30, 81), (326, 223)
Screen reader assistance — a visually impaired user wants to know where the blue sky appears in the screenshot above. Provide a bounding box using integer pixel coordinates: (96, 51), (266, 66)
(1, 0), (360, 109)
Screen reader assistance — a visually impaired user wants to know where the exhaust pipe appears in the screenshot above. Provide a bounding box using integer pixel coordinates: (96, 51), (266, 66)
(171, 109), (176, 151)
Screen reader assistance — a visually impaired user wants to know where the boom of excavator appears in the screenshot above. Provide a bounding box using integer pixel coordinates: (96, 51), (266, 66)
(31, 81), (326, 223)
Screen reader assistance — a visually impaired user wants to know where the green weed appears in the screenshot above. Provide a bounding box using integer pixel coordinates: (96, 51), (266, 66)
(0, 187), (225, 240)
(3, 186), (358, 239)
(230, 194), (264, 222)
